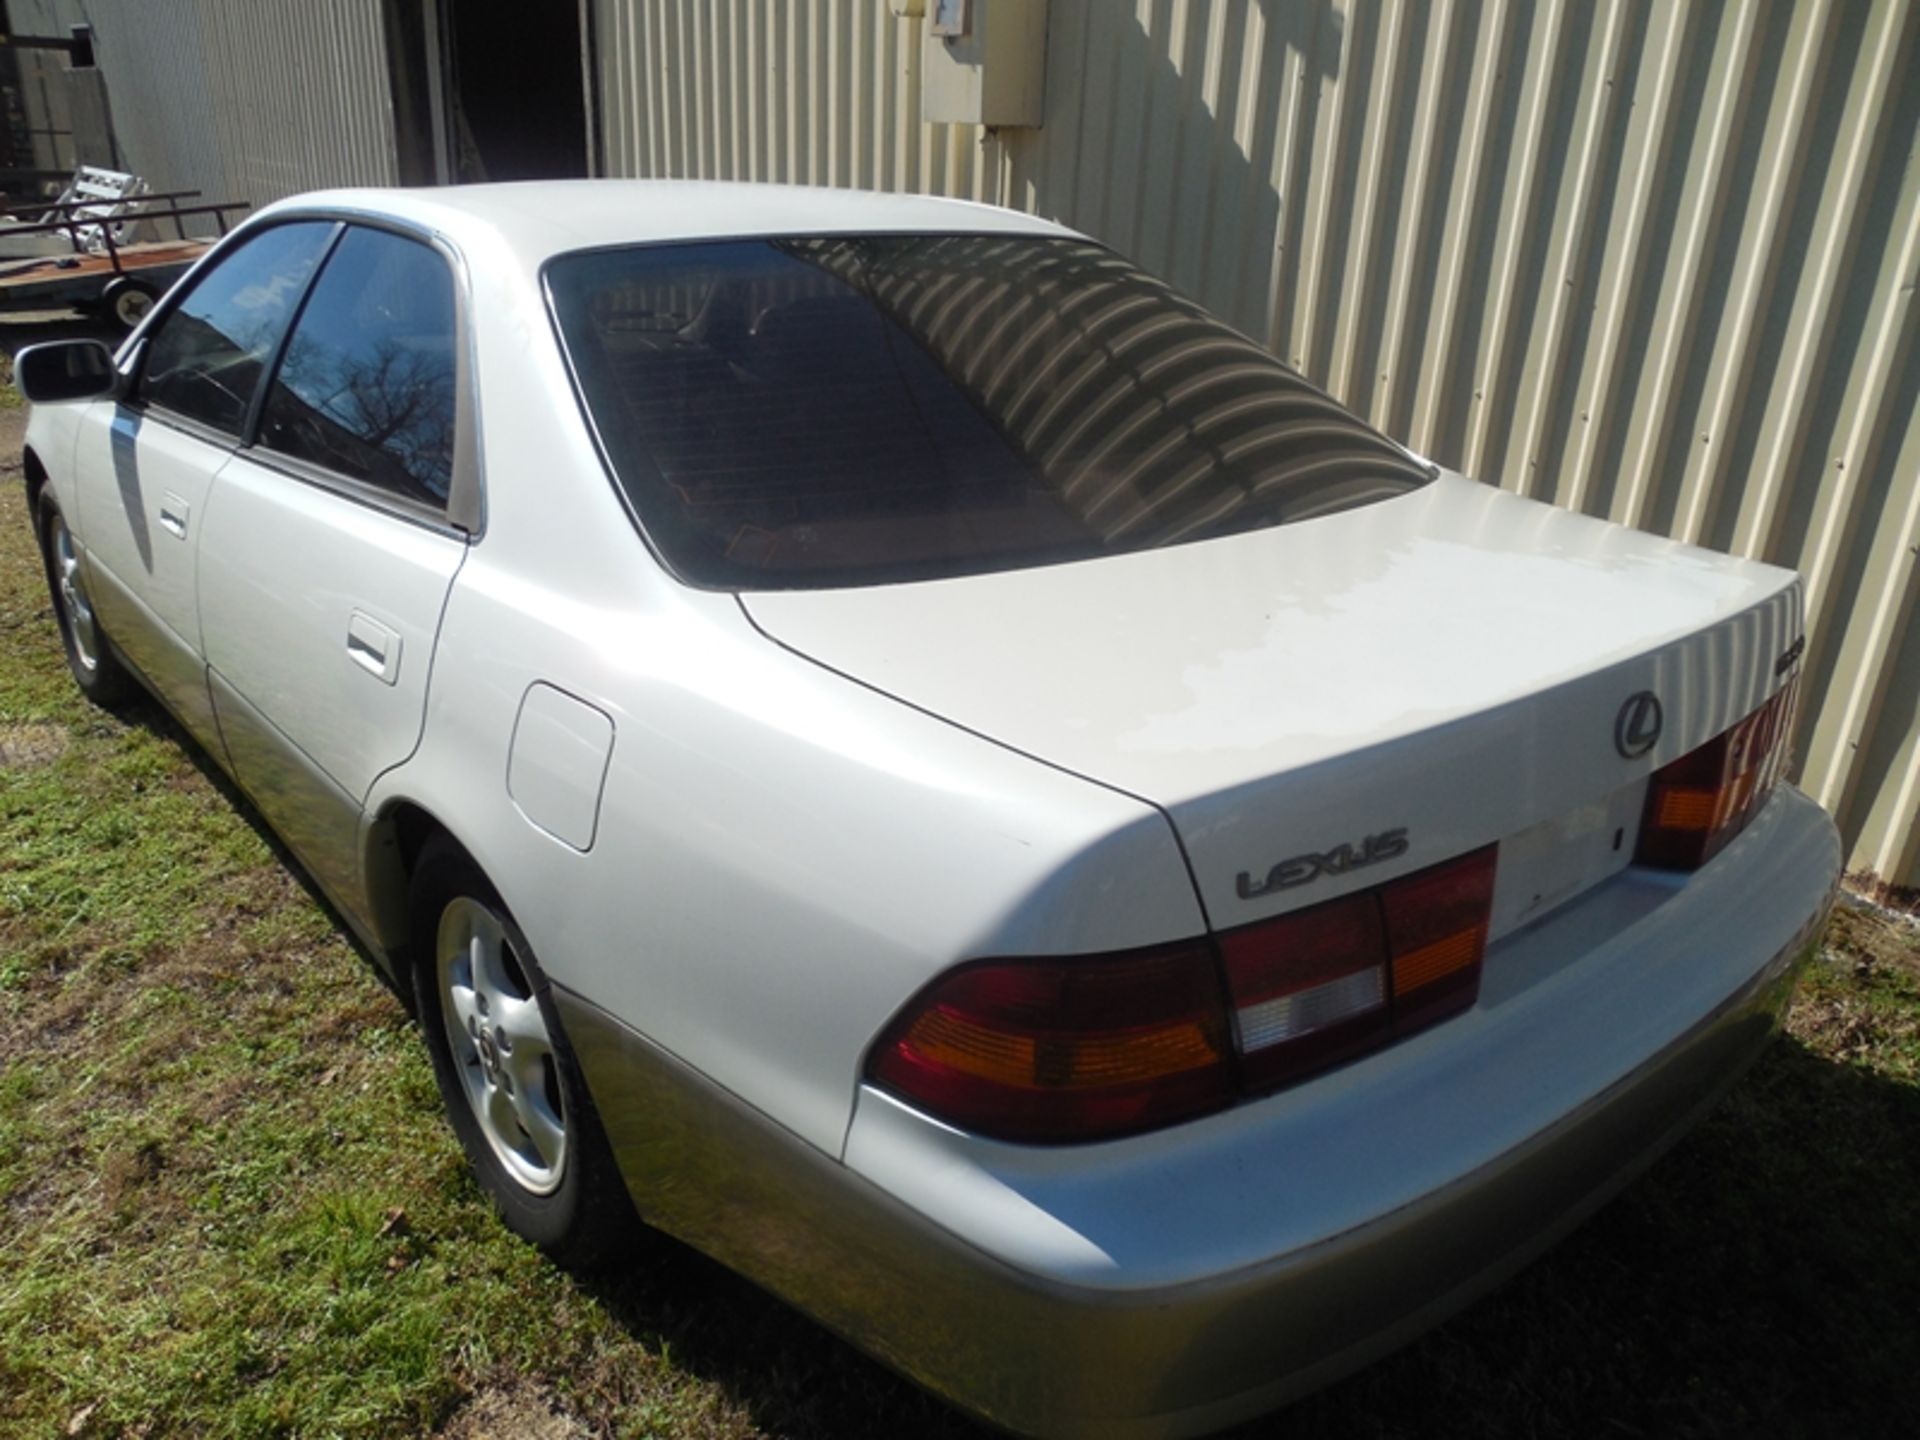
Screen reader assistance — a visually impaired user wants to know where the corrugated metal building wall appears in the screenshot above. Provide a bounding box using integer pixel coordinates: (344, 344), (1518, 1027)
(595, 0), (1920, 892)
(8, 0), (397, 218)
(193, 0), (398, 202)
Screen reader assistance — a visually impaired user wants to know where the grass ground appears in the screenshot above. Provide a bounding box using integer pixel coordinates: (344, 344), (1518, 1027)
(2, 394), (1916, 1439)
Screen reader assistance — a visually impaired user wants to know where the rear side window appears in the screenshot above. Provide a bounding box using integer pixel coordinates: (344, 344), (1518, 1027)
(140, 221), (334, 435)
(546, 234), (1432, 589)
(259, 226), (458, 507)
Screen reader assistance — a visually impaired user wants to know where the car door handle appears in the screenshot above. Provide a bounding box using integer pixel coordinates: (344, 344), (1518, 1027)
(346, 611), (401, 685)
(158, 491), (189, 539)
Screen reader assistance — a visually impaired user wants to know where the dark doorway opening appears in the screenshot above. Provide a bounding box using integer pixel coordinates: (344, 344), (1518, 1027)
(384, 0), (590, 186)
(444, 0), (588, 181)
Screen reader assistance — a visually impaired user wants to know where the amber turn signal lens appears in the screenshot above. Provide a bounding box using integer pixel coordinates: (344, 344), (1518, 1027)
(1637, 680), (1796, 870)
(1380, 845), (1498, 1034)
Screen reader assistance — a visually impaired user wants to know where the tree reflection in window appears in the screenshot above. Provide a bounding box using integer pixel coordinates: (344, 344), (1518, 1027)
(260, 227), (456, 506)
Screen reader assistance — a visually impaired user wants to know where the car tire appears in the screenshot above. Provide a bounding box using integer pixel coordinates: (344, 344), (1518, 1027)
(100, 276), (159, 333)
(36, 492), (137, 708)
(410, 838), (637, 1268)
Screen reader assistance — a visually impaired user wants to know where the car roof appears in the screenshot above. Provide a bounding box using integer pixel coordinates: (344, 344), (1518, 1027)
(254, 179), (1078, 267)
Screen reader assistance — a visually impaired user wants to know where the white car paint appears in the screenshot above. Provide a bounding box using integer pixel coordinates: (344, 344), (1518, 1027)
(745, 469), (1801, 930)
(19, 180), (1842, 1440)
(73, 410), (226, 736)
(198, 451), (467, 799)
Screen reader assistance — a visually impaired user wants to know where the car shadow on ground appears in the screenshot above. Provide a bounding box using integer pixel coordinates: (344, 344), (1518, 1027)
(1268, 1028), (1920, 1438)
(570, 1227), (993, 1440)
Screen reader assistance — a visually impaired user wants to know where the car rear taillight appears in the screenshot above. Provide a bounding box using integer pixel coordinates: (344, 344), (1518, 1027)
(1221, 847), (1498, 1089)
(1636, 681), (1797, 870)
(866, 943), (1237, 1142)
(869, 847), (1500, 1142)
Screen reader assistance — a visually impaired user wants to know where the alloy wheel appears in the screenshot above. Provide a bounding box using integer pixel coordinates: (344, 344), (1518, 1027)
(48, 512), (100, 672)
(436, 896), (570, 1195)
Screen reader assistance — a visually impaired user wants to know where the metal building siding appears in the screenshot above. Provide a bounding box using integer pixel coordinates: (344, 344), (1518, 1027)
(7, 0), (98, 170)
(17, 0), (234, 206)
(593, 0), (1920, 891)
(88, 3), (229, 204)
(598, 0), (1004, 200)
(192, 0), (399, 204)
(7, 0), (398, 211)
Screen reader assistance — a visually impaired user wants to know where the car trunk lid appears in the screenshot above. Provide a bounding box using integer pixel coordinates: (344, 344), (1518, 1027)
(740, 474), (1803, 938)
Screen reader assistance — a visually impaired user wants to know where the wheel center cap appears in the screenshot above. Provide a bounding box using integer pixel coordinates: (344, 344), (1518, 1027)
(477, 1028), (500, 1075)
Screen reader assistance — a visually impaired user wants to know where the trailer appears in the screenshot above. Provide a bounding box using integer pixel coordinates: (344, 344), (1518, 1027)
(0, 191), (249, 331)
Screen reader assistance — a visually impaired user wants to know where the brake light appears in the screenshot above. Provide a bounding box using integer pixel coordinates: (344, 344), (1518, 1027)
(869, 847), (1501, 1142)
(1637, 681), (1796, 870)
(867, 943), (1236, 1143)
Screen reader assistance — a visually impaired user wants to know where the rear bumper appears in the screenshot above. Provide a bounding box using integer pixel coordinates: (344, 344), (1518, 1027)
(559, 785), (1841, 1440)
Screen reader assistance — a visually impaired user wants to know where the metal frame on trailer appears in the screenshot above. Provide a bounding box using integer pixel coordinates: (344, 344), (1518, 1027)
(0, 193), (250, 328)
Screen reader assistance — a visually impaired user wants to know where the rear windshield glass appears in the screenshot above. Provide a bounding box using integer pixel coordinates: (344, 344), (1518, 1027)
(546, 234), (1431, 589)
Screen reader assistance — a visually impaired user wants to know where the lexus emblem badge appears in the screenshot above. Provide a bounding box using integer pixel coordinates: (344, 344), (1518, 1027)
(1615, 691), (1664, 759)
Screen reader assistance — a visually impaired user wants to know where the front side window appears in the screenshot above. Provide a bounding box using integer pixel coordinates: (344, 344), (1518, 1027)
(140, 221), (335, 435)
(258, 226), (458, 507)
(546, 234), (1432, 589)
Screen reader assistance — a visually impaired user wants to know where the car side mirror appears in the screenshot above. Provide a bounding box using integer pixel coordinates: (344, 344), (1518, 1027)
(12, 339), (120, 404)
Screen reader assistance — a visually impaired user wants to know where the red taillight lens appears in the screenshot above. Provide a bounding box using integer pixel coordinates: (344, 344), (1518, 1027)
(869, 849), (1501, 1143)
(866, 943), (1235, 1143)
(1637, 682), (1796, 869)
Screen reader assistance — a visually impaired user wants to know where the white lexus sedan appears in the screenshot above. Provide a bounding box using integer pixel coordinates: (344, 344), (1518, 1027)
(17, 182), (1840, 1439)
